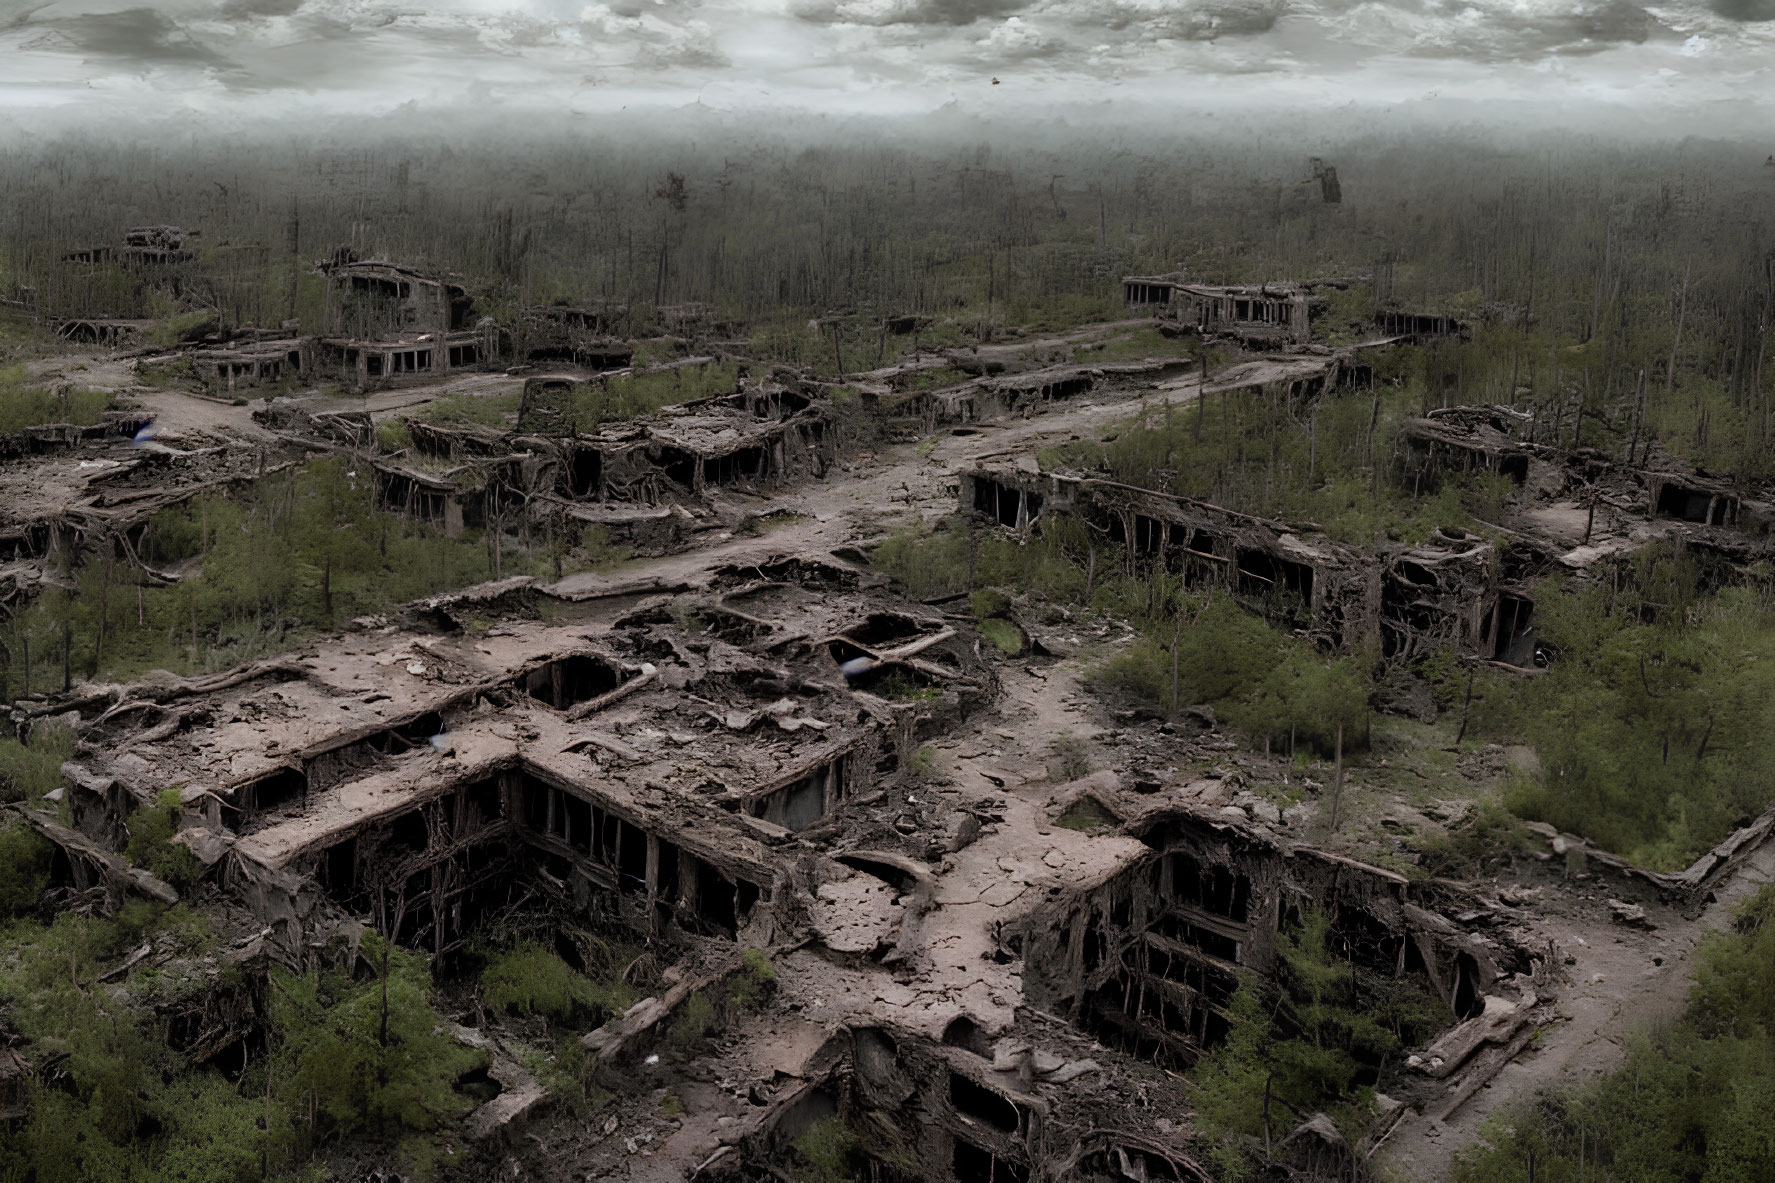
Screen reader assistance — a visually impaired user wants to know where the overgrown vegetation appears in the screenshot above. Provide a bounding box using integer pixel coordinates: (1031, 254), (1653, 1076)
(273, 932), (483, 1148)
(0, 722), (75, 806)
(122, 788), (202, 892)
(0, 820), (53, 917)
(1451, 572), (1775, 870)
(0, 900), (315, 1183)
(479, 940), (638, 1028)
(1456, 882), (1775, 1182)
(0, 364), (112, 434)
(1043, 365), (1518, 547)
(875, 517), (1369, 753)
(522, 360), (742, 434)
(1191, 911), (1448, 1179)
(0, 457), (608, 695)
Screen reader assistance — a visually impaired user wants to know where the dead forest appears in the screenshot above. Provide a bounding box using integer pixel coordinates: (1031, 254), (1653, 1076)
(2, 128), (1775, 1183)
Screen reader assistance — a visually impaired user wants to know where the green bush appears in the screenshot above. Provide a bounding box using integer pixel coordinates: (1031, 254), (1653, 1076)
(1193, 911), (1445, 1175)
(0, 364), (114, 434)
(1092, 595), (1368, 753)
(726, 948), (778, 1014)
(0, 904), (270, 1183)
(0, 723), (75, 805)
(481, 941), (635, 1027)
(663, 990), (716, 1052)
(1499, 580), (1775, 869)
(123, 789), (202, 892)
(273, 932), (483, 1139)
(1454, 883), (1775, 1182)
(0, 822), (53, 916)
(1414, 800), (1535, 880)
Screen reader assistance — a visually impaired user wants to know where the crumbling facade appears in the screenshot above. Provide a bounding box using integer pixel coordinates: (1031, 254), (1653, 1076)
(313, 259), (493, 391)
(62, 226), (198, 268)
(959, 465), (1554, 666)
(1123, 275), (1313, 346)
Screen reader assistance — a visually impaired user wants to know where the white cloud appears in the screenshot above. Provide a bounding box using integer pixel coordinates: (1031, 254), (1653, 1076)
(0, 0), (1769, 134)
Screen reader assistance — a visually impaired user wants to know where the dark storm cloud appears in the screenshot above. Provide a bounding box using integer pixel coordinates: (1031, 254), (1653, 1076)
(49, 6), (233, 65)
(1409, 0), (1655, 59)
(792, 0), (1030, 28)
(1708, 0), (1775, 19)
(218, 0), (304, 17)
(1079, 0), (1286, 39)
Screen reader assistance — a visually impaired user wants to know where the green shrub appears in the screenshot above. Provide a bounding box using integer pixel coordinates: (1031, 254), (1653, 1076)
(273, 932), (482, 1139)
(481, 941), (635, 1027)
(1501, 580), (1775, 869)
(123, 789), (202, 892)
(726, 948), (777, 1014)
(664, 990), (716, 1052)
(1091, 596), (1368, 753)
(977, 617), (1022, 656)
(0, 822), (52, 916)
(0, 723), (75, 805)
(1049, 732), (1092, 781)
(1193, 911), (1445, 1173)
(1454, 883), (1775, 1182)
(0, 364), (114, 433)
(1414, 800), (1534, 880)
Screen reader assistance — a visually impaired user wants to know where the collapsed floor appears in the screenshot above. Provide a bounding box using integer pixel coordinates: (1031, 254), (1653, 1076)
(11, 530), (1568, 1181)
(8, 309), (1775, 1181)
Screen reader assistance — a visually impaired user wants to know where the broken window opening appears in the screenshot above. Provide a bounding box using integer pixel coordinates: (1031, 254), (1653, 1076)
(654, 447), (698, 491)
(365, 354), (384, 378)
(1452, 952), (1484, 1020)
(1655, 483), (1732, 526)
(1235, 549), (1313, 604)
(522, 777), (549, 831)
(941, 1016), (993, 1058)
(519, 654), (631, 709)
(387, 808), (429, 856)
(1166, 853), (1251, 922)
(747, 757), (843, 832)
(1154, 912), (1242, 964)
(692, 858), (740, 934)
(568, 447), (602, 499)
(615, 816), (648, 892)
(563, 794), (592, 854)
(1131, 515), (1165, 556)
(949, 1073), (1021, 1134)
(1486, 592), (1536, 665)
(972, 478), (1030, 529)
(704, 446), (771, 488)
(238, 766), (306, 819)
(320, 836), (360, 907)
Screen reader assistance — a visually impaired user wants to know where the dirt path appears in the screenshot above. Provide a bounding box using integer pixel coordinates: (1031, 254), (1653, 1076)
(548, 376), (1179, 601)
(1374, 842), (1775, 1180)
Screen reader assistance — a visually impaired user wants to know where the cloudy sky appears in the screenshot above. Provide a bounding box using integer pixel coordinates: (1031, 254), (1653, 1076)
(1, 0), (1771, 135)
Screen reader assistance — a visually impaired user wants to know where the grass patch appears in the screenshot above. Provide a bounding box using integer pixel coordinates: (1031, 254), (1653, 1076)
(480, 938), (640, 1029)
(977, 616), (1022, 655)
(1054, 796), (1117, 834)
(0, 722), (75, 806)
(0, 364), (113, 433)
(411, 391), (520, 430)
(122, 788), (202, 892)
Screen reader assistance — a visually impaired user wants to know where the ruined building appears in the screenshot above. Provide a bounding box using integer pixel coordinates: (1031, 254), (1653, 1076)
(1122, 275), (1313, 346)
(313, 259), (493, 391)
(61, 225), (198, 268)
(11, 533), (1529, 1181)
